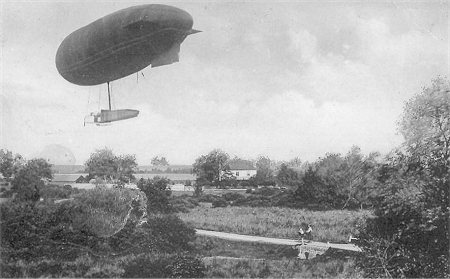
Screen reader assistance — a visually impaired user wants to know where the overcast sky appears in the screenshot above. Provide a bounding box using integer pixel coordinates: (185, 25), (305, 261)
(1, 1), (449, 165)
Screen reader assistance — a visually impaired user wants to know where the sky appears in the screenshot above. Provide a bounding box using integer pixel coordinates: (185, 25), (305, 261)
(1, 0), (449, 165)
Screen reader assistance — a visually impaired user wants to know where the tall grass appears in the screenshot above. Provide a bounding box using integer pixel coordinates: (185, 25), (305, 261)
(179, 206), (371, 242)
(202, 257), (360, 278)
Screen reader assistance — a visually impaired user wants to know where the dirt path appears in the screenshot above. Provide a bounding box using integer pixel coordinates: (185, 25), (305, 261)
(196, 229), (361, 252)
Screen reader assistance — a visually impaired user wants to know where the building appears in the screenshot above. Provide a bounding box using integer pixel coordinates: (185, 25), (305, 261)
(228, 159), (257, 181)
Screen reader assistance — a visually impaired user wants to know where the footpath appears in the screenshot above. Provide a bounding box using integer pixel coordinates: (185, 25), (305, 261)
(195, 229), (362, 252)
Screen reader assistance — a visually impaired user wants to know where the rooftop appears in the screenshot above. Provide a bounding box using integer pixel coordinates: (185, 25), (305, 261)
(229, 159), (256, 170)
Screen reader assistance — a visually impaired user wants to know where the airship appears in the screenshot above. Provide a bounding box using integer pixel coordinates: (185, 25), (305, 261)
(55, 4), (200, 125)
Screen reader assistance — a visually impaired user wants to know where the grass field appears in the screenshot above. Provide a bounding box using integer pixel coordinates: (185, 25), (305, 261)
(202, 256), (359, 278)
(196, 236), (360, 278)
(179, 206), (371, 242)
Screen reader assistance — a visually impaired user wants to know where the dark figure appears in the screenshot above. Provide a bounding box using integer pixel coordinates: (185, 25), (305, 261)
(306, 224), (313, 240)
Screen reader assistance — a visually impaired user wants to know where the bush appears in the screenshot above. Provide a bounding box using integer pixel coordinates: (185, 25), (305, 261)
(222, 192), (245, 202)
(212, 198), (228, 208)
(138, 177), (173, 214)
(171, 195), (199, 213)
(123, 253), (205, 278)
(1, 182), (203, 278)
(197, 194), (222, 203)
(11, 158), (52, 201)
(58, 187), (147, 238)
(38, 184), (81, 200)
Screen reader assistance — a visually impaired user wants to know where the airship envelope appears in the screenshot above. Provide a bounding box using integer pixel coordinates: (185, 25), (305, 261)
(55, 4), (199, 86)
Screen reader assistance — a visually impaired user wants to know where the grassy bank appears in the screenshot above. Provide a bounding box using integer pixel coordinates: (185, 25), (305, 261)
(179, 206), (371, 242)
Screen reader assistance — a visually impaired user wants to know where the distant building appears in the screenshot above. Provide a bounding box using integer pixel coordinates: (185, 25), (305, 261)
(228, 159), (256, 181)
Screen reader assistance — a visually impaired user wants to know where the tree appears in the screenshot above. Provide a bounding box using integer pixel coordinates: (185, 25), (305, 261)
(276, 164), (299, 187)
(85, 148), (137, 183)
(252, 156), (276, 186)
(11, 158), (53, 201)
(399, 77), (450, 168)
(287, 156), (302, 169)
(338, 147), (380, 209)
(137, 177), (173, 214)
(151, 156), (169, 167)
(85, 148), (117, 181)
(116, 154), (138, 183)
(0, 149), (24, 181)
(357, 78), (450, 278)
(192, 149), (230, 186)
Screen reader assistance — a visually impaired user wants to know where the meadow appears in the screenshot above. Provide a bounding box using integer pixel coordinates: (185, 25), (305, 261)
(179, 206), (372, 243)
(195, 236), (360, 278)
(202, 257), (359, 278)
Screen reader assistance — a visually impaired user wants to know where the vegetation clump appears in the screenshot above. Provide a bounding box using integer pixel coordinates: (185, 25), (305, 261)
(0, 149), (205, 278)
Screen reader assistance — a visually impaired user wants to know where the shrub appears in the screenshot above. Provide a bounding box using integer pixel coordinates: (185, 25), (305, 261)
(222, 192), (245, 202)
(212, 199), (228, 208)
(58, 187), (147, 238)
(138, 177), (174, 214)
(38, 184), (80, 199)
(109, 214), (196, 255)
(197, 194), (222, 203)
(11, 158), (52, 201)
(171, 195), (199, 213)
(122, 253), (205, 278)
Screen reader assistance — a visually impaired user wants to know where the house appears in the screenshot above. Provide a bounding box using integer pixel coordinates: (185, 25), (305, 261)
(228, 159), (257, 181)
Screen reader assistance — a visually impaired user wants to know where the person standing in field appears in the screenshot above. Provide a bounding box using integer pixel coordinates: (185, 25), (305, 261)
(306, 224), (313, 240)
(298, 227), (305, 245)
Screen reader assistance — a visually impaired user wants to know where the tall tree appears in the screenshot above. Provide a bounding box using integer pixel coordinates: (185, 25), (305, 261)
(276, 164), (299, 187)
(192, 149), (229, 186)
(399, 77), (450, 168)
(0, 149), (25, 182)
(339, 146), (380, 209)
(117, 154), (138, 183)
(151, 156), (169, 167)
(12, 158), (52, 201)
(85, 148), (137, 183)
(357, 78), (450, 278)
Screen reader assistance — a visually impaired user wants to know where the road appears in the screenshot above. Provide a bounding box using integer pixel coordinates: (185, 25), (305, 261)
(195, 229), (361, 252)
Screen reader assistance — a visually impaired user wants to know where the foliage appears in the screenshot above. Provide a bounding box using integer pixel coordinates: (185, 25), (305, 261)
(122, 253), (205, 278)
(294, 147), (380, 209)
(11, 158), (53, 201)
(58, 187), (147, 237)
(212, 198), (228, 208)
(109, 214), (197, 255)
(0, 149), (24, 181)
(399, 77), (450, 167)
(151, 156), (169, 167)
(170, 194), (199, 213)
(38, 183), (81, 199)
(357, 77), (450, 278)
(193, 149), (230, 186)
(85, 148), (137, 183)
(254, 156), (277, 186)
(277, 163), (300, 187)
(137, 176), (174, 214)
(0, 185), (203, 278)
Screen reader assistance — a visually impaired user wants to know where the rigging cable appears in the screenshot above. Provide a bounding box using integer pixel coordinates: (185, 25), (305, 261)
(98, 85), (101, 111)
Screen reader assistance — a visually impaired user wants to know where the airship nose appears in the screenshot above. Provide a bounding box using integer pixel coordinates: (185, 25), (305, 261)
(188, 29), (201, 35)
